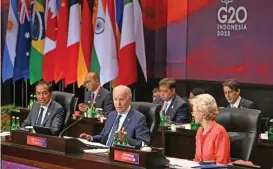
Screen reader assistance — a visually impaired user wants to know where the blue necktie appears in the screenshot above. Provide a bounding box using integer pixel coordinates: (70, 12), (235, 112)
(36, 107), (44, 126)
(106, 114), (122, 146)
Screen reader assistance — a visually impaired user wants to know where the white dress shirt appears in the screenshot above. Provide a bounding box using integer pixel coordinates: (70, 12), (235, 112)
(36, 100), (51, 125)
(230, 96), (241, 108)
(117, 106), (130, 130)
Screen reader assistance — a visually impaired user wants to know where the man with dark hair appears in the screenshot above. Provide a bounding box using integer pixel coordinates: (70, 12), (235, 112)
(21, 81), (65, 135)
(78, 72), (115, 115)
(189, 88), (207, 99)
(152, 87), (160, 101)
(222, 79), (258, 109)
(153, 78), (191, 123)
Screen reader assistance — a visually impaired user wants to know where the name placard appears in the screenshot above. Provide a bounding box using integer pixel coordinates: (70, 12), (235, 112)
(27, 135), (47, 148)
(114, 150), (139, 164)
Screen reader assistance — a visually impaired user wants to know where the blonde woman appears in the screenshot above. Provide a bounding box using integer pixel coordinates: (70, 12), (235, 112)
(190, 94), (230, 164)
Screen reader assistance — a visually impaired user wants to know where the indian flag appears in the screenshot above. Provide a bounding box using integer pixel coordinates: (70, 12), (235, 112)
(91, 0), (118, 85)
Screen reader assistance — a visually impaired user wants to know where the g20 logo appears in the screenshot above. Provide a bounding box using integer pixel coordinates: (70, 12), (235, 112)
(217, 0), (247, 24)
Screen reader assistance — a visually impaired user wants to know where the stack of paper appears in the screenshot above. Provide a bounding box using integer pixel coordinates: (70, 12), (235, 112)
(167, 157), (198, 169)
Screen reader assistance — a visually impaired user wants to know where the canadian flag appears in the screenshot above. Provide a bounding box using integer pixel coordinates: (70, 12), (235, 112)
(43, 0), (57, 81)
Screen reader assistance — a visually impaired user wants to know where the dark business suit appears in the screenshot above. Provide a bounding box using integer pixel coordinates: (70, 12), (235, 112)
(84, 87), (115, 115)
(21, 101), (65, 135)
(92, 108), (150, 148)
(227, 97), (259, 110)
(153, 94), (191, 124)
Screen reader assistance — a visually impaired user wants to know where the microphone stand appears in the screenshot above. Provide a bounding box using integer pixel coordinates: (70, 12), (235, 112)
(59, 116), (84, 137)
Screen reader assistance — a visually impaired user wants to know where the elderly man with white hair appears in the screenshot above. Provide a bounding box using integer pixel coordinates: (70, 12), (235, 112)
(80, 85), (150, 148)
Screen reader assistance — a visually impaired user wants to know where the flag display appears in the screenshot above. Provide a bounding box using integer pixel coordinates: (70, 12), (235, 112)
(134, 0), (147, 81)
(14, 0), (31, 82)
(29, 0), (45, 84)
(77, 0), (92, 87)
(43, 0), (58, 82)
(65, 0), (80, 86)
(117, 0), (137, 85)
(2, 0), (19, 82)
(2, 0), (147, 87)
(91, 0), (118, 86)
(54, 0), (68, 83)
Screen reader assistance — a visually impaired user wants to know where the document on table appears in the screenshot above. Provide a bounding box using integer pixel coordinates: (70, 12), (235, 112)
(77, 138), (109, 148)
(167, 157), (198, 169)
(83, 149), (109, 154)
(0, 132), (10, 137)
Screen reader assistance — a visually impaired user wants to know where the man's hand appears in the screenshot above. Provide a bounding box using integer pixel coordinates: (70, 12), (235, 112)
(118, 127), (125, 142)
(79, 133), (92, 141)
(78, 103), (88, 112)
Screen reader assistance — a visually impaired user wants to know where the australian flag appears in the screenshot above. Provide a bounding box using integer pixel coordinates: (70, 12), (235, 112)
(13, 0), (31, 82)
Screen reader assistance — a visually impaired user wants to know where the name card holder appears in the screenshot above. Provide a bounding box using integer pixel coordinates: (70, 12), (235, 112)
(109, 146), (167, 169)
(12, 130), (85, 154)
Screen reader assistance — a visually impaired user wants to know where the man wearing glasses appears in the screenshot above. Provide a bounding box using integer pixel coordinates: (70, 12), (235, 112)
(222, 79), (258, 109)
(78, 72), (115, 115)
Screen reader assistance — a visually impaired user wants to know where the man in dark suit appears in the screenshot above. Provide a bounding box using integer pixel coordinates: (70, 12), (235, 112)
(80, 85), (150, 148)
(78, 72), (115, 115)
(153, 78), (191, 124)
(223, 79), (259, 109)
(21, 81), (65, 135)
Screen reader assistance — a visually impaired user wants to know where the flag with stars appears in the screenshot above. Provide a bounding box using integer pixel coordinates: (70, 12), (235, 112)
(13, 0), (32, 82)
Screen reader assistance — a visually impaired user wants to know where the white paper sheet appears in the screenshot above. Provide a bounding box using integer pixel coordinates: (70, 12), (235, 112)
(0, 132), (10, 137)
(167, 157), (198, 169)
(83, 149), (109, 154)
(77, 138), (109, 148)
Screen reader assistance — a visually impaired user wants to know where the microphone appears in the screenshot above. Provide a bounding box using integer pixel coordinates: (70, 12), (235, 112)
(59, 115), (84, 137)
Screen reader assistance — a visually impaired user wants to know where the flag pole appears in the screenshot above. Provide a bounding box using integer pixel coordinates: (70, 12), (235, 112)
(25, 80), (28, 107)
(58, 80), (61, 91)
(21, 80), (24, 107)
(133, 88), (136, 102)
(13, 82), (16, 105)
(73, 83), (75, 94)
(62, 80), (64, 92)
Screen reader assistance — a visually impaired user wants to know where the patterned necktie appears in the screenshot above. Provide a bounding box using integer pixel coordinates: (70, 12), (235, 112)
(36, 107), (44, 126)
(106, 115), (122, 146)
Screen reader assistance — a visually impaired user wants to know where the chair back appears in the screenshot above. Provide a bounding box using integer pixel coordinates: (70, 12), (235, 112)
(131, 102), (161, 143)
(52, 91), (76, 126)
(217, 108), (262, 161)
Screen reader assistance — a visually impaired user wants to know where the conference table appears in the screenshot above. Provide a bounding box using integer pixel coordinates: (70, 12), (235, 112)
(1, 138), (144, 169)
(8, 110), (273, 169)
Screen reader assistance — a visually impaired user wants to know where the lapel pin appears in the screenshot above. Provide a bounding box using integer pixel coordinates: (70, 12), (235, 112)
(171, 105), (174, 109)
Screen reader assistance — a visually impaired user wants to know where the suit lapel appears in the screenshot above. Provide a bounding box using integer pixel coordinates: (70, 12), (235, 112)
(41, 101), (53, 126)
(238, 98), (244, 108)
(94, 88), (103, 107)
(32, 103), (40, 125)
(121, 109), (133, 129)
